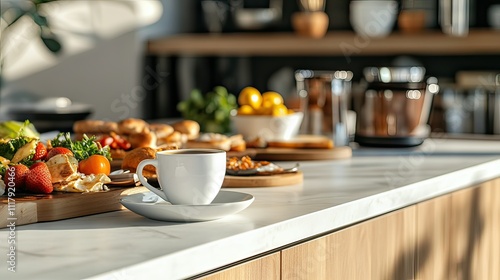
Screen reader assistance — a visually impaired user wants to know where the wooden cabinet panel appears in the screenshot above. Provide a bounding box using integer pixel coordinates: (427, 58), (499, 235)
(201, 178), (500, 279)
(415, 193), (452, 279)
(485, 178), (500, 279)
(449, 181), (495, 280)
(491, 178), (500, 279)
(281, 207), (416, 280)
(416, 178), (500, 280)
(199, 252), (280, 280)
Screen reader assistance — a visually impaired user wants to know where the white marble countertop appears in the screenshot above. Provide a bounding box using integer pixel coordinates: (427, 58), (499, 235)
(1, 138), (500, 279)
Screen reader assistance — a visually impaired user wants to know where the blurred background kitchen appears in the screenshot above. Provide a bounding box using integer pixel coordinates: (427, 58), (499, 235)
(0, 0), (499, 137)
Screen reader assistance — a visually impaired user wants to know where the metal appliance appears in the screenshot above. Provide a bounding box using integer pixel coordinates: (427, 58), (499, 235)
(354, 66), (439, 147)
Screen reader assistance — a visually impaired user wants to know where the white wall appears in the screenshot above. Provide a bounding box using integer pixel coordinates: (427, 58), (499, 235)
(1, 0), (195, 121)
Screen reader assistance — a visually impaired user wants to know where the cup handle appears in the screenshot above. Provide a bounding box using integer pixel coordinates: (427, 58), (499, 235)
(136, 159), (168, 202)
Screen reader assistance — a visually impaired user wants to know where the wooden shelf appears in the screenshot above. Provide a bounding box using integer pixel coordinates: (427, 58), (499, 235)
(147, 29), (500, 57)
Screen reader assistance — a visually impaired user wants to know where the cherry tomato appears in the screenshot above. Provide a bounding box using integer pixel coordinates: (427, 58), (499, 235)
(111, 134), (131, 150)
(110, 142), (119, 149)
(78, 155), (111, 175)
(100, 136), (114, 147)
(119, 141), (131, 150)
(99, 135), (131, 151)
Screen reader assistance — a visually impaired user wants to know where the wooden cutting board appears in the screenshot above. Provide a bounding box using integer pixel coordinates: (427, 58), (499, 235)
(222, 171), (303, 188)
(227, 146), (352, 161)
(228, 135), (352, 161)
(267, 135), (334, 149)
(0, 186), (147, 228)
(252, 146), (352, 161)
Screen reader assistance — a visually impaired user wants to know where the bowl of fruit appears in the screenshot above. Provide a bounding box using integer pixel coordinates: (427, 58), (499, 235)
(231, 87), (303, 141)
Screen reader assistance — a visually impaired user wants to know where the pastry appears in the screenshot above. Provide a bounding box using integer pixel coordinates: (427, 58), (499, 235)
(118, 118), (149, 135)
(73, 120), (119, 140)
(149, 123), (174, 139)
(229, 134), (246, 152)
(127, 131), (157, 148)
(121, 147), (157, 178)
(121, 146), (178, 178)
(172, 120), (200, 140)
(186, 133), (246, 152)
(150, 124), (187, 146)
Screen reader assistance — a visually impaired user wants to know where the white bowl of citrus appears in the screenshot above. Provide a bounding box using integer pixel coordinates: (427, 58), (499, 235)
(231, 87), (303, 141)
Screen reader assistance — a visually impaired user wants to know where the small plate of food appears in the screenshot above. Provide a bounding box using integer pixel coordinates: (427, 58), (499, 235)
(223, 156), (303, 188)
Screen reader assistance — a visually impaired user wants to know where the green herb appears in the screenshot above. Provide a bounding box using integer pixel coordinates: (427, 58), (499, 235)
(177, 86), (237, 133)
(0, 165), (6, 176)
(0, 136), (36, 161)
(0, 120), (39, 139)
(50, 132), (111, 161)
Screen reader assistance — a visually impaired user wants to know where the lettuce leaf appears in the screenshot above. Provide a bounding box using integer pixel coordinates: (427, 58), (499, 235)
(0, 120), (39, 139)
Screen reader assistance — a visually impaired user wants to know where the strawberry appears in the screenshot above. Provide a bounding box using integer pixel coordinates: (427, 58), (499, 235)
(25, 162), (53, 194)
(32, 142), (47, 161)
(3, 164), (29, 192)
(46, 147), (73, 161)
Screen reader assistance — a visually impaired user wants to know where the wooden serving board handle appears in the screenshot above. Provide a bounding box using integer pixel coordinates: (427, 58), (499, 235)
(0, 186), (148, 228)
(222, 171), (303, 188)
(0, 201), (38, 228)
(35, 187), (147, 222)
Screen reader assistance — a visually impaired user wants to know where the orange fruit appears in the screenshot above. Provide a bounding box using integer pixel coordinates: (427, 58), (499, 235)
(78, 155), (111, 175)
(238, 87), (262, 110)
(262, 91), (284, 107)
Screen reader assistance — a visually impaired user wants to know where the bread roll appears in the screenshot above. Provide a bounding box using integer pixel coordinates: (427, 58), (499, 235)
(185, 133), (232, 151)
(127, 131), (157, 148)
(229, 134), (247, 152)
(121, 147), (157, 178)
(73, 120), (118, 134)
(73, 120), (103, 133)
(172, 120), (200, 140)
(118, 118), (149, 135)
(110, 149), (127, 160)
(149, 123), (174, 138)
(165, 131), (182, 143)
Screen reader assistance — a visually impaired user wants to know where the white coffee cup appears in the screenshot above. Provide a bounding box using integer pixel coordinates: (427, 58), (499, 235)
(136, 149), (226, 205)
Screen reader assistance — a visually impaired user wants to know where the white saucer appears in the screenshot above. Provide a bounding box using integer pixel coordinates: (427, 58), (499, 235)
(120, 190), (255, 222)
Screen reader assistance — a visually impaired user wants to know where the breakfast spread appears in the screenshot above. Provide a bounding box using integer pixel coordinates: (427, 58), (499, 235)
(75, 117), (249, 159)
(0, 122), (112, 194)
(73, 118), (199, 159)
(0, 107), (342, 197)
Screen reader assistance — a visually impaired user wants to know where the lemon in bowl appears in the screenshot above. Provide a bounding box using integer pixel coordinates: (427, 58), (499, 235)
(238, 86), (262, 110)
(232, 87), (303, 141)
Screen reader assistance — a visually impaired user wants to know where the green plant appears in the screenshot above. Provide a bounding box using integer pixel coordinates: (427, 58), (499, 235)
(177, 86), (237, 134)
(0, 0), (62, 87)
